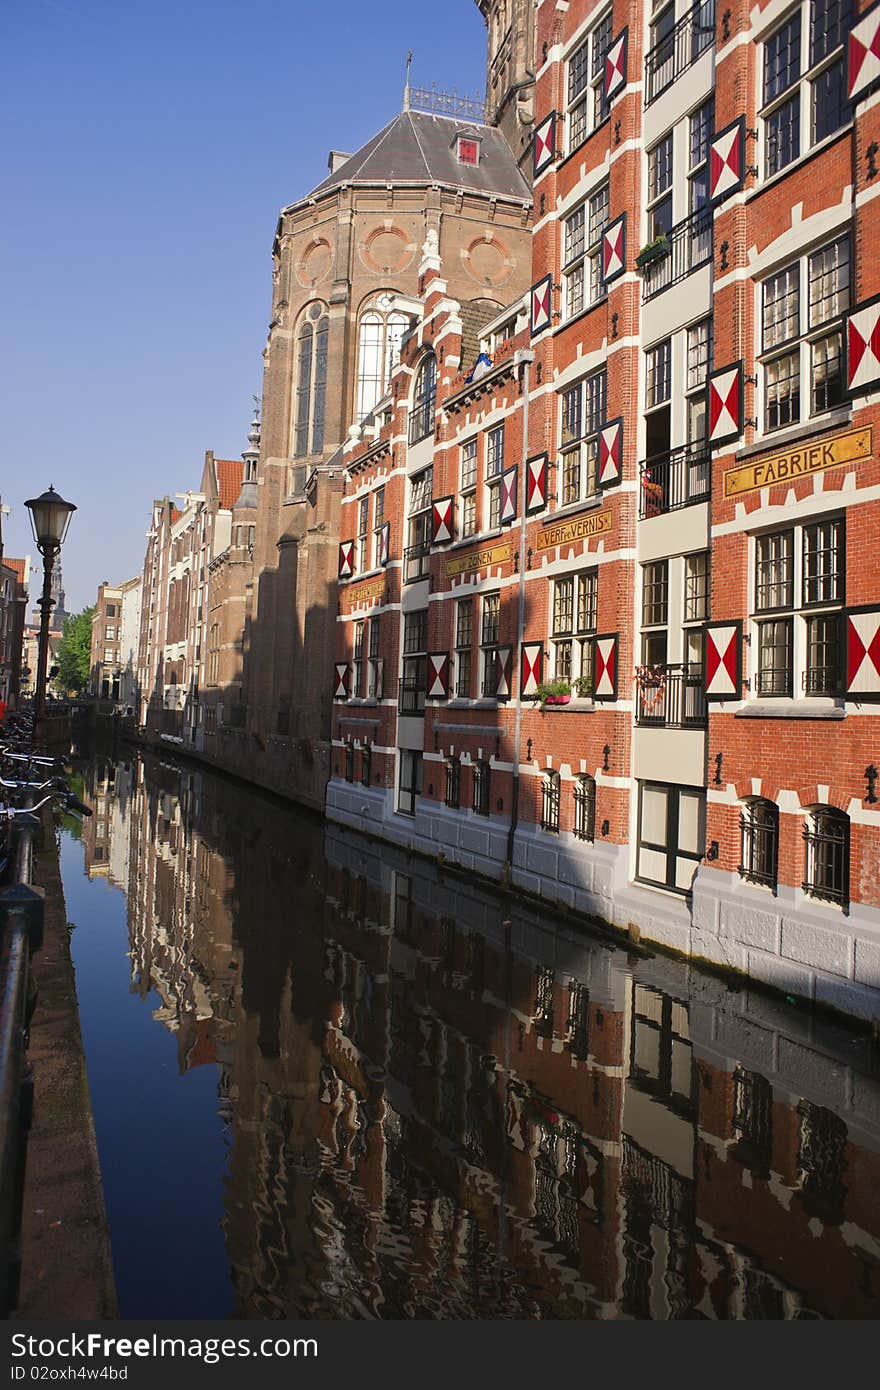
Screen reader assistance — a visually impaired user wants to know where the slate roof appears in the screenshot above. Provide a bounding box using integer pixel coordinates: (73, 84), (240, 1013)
(295, 110), (530, 207)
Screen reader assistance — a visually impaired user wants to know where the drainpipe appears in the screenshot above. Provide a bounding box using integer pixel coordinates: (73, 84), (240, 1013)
(506, 348), (535, 875)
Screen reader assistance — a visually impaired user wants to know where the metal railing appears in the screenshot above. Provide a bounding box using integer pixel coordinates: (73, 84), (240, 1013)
(639, 443), (711, 517)
(398, 677), (427, 715)
(403, 542), (431, 583)
(641, 208), (713, 301)
(635, 664), (708, 728)
(645, 0), (716, 104)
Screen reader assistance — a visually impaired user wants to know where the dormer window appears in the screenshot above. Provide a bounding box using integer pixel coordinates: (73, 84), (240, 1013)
(456, 134), (480, 166)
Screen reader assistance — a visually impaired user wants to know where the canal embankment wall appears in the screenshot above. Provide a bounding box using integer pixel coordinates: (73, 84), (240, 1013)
(15, 816), (116, 1319)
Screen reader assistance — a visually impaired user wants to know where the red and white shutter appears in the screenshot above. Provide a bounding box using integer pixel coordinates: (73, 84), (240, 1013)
(530, 274), (553, 335)
(707, 361), (743, 446)
(334, 663), (350, 699)
(338, 541), (355, 580)
(378, 521), (390, 566)
(428, 653), (450, 699)
(704, 622), (741, 700)
(709, 117), (745, 204)
(847, 296), (880, 394)
(593, 635), (618, 700)
(526, 454), (548, 513)
(533, 111), (556, 177)
(500, 465), (518, 525)
(848, 1), (880, 104)
(599, 418), (623, 488)
(432, 495), (454, 545)
(497, 647), (513, 700)
(604, 29), (628, 103)
(521, 643), (543, 698)
(846, 608), (880, 699)
(602, 215), (626, 283)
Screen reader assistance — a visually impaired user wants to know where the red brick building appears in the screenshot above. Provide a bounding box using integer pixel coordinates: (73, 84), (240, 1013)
(329, 0), (880, 1018)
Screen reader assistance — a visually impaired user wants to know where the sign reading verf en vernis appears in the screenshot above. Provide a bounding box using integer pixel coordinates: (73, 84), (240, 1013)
(446, 542), (513, 577)
(536, 508), (612, 551)
(723, 425), (873, 499)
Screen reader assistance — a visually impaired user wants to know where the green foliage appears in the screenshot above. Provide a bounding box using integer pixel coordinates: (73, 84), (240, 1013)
(533, 678), (572, 704)
(54, 607), (95, 694)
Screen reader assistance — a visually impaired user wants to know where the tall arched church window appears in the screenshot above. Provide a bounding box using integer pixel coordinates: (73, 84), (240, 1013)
(356, 294), (409, 421)
(409, 352), (437, 444)
(294, 303), (329, 458)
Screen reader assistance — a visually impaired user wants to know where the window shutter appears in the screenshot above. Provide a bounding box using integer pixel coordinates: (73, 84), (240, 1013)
(707, 361), (743, 446)
(428, 653), (450, 698)
(497, 646), (513, 700)
(526, 453), (548, 513)
(500, 465), (518, 525)
(521, 643), (543, 697)
(432, 496), (454, 545)
(708, 118), (745, 204)
(599, 418), (623, 488)
(604, 29), (628, 102)
(338, 541), (355, 579)
(704, 621), (742, 700)
(592, 633), (618, 700)
(334, 662), (350, 699)
(845, 607), (880, 699)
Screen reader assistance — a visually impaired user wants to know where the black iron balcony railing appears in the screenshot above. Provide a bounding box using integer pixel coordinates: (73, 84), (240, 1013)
(398, 677), (427, 715)
(635, 663), (708, 728)
(403, 541), (431, 583)
(645, 0), (716, 104)
(641, 208), (713, 302)
(639, 443), (711, 518)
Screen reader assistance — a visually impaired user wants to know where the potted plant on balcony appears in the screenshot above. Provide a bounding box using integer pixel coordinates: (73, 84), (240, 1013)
(635, 231), (670, 270)
(534, 678), (572, 707)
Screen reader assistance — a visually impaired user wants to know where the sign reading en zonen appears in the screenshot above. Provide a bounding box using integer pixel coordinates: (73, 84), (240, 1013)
(723, 426), (873, 500)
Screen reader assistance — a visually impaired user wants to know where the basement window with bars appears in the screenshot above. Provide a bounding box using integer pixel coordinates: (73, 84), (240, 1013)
(472, 759), (491, 817)
(445, 756), (461, 809)
(739, 798), (779, 890)
(753, 518), (844, 697)
(566, 8), (613, 152)
(573, 774), (596, 842)
(761, 0), (852, 181)
(360, 743), (372, 788)
(802, 805), (849, 908)
(541, 771), (561, 833)
(562, 183), (609, 320)
(560, 370), (606, 507)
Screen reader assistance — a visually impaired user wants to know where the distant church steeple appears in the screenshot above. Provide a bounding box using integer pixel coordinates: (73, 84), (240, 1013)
(235, 401), (260, 510)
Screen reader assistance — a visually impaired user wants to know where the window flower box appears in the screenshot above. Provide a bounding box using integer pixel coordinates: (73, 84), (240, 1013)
(635, 234), (670, 270)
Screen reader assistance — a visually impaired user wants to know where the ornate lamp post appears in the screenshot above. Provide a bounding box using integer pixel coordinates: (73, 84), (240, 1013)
(24, 486), (76, 725)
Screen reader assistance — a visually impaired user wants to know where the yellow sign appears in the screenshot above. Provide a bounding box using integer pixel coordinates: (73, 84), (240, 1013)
(446, 542), (513, 577)
(723, 425), (873, 499)
(536, 508), (613, 551)
(345, 577), (386, 605)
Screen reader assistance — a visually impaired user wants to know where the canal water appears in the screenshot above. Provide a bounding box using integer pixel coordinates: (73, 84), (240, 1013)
(57, 750), (880, 1319)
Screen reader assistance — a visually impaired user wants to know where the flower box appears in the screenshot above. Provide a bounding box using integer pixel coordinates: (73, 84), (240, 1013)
(544, 694), (571, 706)
(635, 235), (671, 270)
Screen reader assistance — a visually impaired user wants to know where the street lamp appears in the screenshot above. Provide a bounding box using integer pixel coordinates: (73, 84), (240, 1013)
(24, 485), (76, 725)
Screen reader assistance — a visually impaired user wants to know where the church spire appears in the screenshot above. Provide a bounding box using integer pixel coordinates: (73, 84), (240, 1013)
(403, 51), (413, 111)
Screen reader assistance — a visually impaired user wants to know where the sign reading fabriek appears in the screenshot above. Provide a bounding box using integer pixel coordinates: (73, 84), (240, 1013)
(536, 508), (613, 551)
(723, 426), (873, 499)
(343, 577), (386, 606)
(446, 542), (513, 577)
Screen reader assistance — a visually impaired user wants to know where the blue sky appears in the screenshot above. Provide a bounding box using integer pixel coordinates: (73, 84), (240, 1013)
(0, 0), (487, 611)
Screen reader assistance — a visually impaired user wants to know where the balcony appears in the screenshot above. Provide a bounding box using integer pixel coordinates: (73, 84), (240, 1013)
(645, 0), (716, 105)
(403, 541), (431, 583)
(635, 664), (707, 728)
(640, 208), (712, 302)
(639, 443), (711, 519)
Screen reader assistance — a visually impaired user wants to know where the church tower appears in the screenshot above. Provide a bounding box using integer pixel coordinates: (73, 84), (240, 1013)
(476, 0), (538, 172)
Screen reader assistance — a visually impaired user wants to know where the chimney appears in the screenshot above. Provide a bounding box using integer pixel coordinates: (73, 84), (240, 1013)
(328, 151), (352, 174)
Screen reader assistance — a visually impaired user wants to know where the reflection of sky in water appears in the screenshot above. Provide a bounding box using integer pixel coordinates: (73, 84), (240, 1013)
(60, 757), (880, 1320)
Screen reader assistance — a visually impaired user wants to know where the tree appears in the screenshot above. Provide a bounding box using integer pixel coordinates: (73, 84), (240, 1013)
(54, 606), (95, 694)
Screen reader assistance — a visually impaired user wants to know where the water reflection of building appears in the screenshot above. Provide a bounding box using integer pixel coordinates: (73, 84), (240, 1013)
(117, 754), (880, 1318)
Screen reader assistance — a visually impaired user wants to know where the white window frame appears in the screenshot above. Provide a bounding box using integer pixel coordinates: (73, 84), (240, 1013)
(759, 0), (852, 182)
(564, 8), (614, 155)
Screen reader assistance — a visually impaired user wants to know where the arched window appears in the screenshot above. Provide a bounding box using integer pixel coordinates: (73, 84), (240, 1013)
(409, 352), (437, 444)
(573, 774), (596, 842)
(356, 294), (409, 421)
(739, 799), (779, 890)
(293, 303), (329, 458)
(541, 771), (561, 833)
(803, 806), (849, 908)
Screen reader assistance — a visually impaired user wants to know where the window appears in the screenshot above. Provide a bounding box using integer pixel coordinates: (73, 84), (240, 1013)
(367, 619), (383, 699)
(687, 99), (714, 265)
(345, 742), (355, 783)
(455, 598), (473, 698)
(803, 805), (849, 906)
(739, 799), (779, 889)
(445, 757), (461, 809)
(560, 370), (606, 506)
(541, 771), (561, 833)
(641, 560), (669, 666)
(762, 0), (852, 178)
(460, 439), (478, 538)
(684, 551), (710, 623)
(551, 569), (597, 685)
(105, 624), (116, 640)
(686, 316), (713, 444)
(352, 621), (365, 697)
(105, 604), (117, 618)
(457, 135), (479, 165)
(637, 783), (706, 893)
(356, 497), (369, 574)
(574, 775), (596, 842)
(563, 183), (609, 319)
(294, 303), (329, 457)
(356, 294), (409, 420)
(753, 519), (844, 696)
(760, 238), (850, 430)
(409, 353), (437, 444)
(485, 425), (505, 529)
(400, 610), (427, 713)
(103, 648), (114, 664)
(566, 9), (613, 152)
(372, 487), (386, 568)
(398, 749), (422, 816)
(472, 759), (491, 816)
(405, 466), (433, 581)
(480, 593), (500, 696)
(360, 743), (372, 788)
(647, 133), (673, 238)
